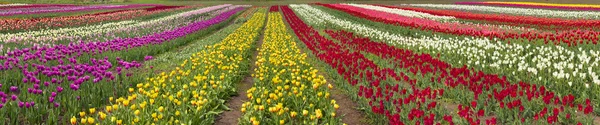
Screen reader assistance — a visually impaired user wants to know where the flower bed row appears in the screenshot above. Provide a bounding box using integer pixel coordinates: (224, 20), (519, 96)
(319, 3), (600, 46)
(456, 1), (600, 11)
(0, 6), (246, 124)
(0, 5), (187, 32)
(0, 4), (233, 53)
(69, 8), (264, 125)
(284, 4), (597, 124)
(0, 4), (157, 16)
(409, 4), (600, 19)
(385, 5), (600, 28)
(240, 11), (340, 125)
(292, 4), (599, 113)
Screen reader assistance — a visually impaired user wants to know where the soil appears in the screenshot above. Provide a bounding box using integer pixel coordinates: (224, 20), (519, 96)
(331, 88), (369, 125)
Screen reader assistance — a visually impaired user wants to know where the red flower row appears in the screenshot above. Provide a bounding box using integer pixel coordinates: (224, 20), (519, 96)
(283, 5), (470, 125)
(318, 3), (600, 46)
(326, 29), (594, 124)
(269, 5), (280, 12)
(282, 5), (594, 124)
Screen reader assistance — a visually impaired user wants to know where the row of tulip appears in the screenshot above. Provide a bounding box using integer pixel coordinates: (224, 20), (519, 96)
(319, 3), (600, 46)
(0, 4), (157, 16)
(69, 8), (263, 125)
(284, 5), (597, 124)
(144, 7), (260, 75)
(240, 11), (341, 125)
(327, 28), (596, 124)
(292, 4), (599, 108)
(345, 4), (537, 31)
(0, 4), (74, 10)
(0, 3), (28, 7)
(456, 1), (600, 11)
(0, 5), (187, 32)
(409, 4), (600, 19)
(388, 5), (600, 29)
(0, 4), (233, 53)
(0, 6), (245, 124)
(283, 6), (447, 124)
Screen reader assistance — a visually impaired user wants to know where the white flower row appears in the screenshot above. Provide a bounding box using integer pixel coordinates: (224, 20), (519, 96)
(0, 3), (28, 7)
(344, 3), (455, 21)
(291, 4), (600, 89)
(0, 4), (232, 43)
(409, 4), (600, 19)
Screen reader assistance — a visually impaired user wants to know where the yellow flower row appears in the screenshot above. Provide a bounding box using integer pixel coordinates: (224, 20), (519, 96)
(240, 12), (341, 125)
(70, 9), (267, 125)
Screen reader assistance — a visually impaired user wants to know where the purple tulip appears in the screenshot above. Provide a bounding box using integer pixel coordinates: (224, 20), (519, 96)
(0, 103), (3, 109)
(1, 97), (6, 103)
(25, 102), (31, 108)
(49, 97), (54, 102)
(53, 102), (60, 107)
(44, 82), (49, 86)
(56, 86), (63, 93)
(69, 84), (79, 91)
(76, 96), (80, 100)
(33, 84), (40, 89)
(144, 56), (153, 61)
(9, 86), (18, 92)
(18, 102), (24, 108)
(51, 92), (57, 97)
(11, 95), (17, 101)
(51, 78), (57, 84)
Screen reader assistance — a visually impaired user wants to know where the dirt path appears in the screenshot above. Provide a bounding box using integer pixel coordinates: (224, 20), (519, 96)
(214, 12), (267, 125)
(330, 88), (369, 125)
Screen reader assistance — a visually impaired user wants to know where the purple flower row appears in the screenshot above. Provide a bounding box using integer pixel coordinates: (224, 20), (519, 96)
(1, 5), (234, 52)
(0, 5), (245, 110)
(0, 4), (159, 16)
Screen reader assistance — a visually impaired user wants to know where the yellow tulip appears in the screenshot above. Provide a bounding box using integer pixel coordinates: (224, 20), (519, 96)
(79, 112), (86, 117)
(70, 116), (77, 125)
(291, 111), (297, 118)
(87, 117), (95, 124)
(123, 100), (130, 106)
(80, 117), (87, 124)
(315, 109), (322, 119)
(105, 106), (112, 113)
(158, 106), (164, 112)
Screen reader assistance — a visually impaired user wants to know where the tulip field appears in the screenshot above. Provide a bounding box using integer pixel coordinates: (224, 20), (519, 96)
(1, 1), (599, 125)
